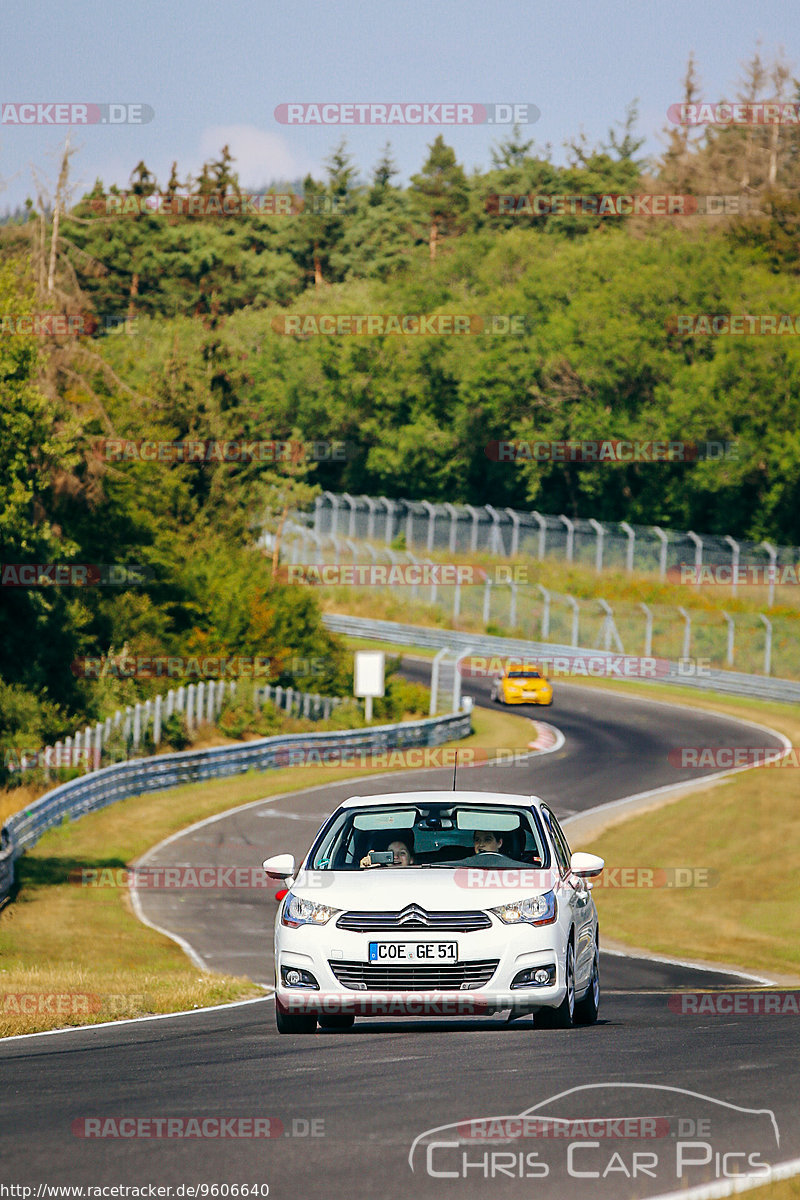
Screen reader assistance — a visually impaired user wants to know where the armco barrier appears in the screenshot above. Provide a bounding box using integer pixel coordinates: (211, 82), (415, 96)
(0, 710), (471, 901)
(321, 614), (800, 705)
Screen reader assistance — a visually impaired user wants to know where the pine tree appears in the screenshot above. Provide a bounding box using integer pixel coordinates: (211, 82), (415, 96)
(409, 136), (469, 261)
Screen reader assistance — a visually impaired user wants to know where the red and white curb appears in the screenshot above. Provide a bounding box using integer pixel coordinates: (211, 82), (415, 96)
(528, 721), (564, 754)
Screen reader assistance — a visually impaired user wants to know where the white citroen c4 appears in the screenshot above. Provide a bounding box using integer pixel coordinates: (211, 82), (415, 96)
(264, 790), (604, 1034)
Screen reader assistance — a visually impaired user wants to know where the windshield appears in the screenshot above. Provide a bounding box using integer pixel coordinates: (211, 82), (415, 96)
(507, 670), (542, 679)
(308, 802), (550, 871)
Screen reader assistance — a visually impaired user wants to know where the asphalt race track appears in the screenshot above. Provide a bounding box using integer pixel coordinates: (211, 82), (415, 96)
(1, 669), (797, 1200)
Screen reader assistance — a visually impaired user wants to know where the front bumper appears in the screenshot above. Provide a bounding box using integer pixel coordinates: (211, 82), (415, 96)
(275, 922), (567, 1017)
(503, 690), (553, 705)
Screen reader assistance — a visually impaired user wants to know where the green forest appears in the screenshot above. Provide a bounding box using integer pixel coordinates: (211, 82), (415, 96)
(2, 50), (800, 762)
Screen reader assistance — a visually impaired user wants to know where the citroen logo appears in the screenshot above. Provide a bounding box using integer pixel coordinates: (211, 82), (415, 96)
(398, 904), (429, 926)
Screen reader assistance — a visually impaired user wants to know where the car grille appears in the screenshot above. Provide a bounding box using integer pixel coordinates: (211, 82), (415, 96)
(328, 959), (499, 991)
(336, 906), (492, 933)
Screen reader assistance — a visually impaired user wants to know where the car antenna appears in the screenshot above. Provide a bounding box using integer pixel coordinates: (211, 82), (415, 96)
(452, 749), (458, 791)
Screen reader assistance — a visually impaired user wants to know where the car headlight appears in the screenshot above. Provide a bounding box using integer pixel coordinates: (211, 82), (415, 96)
(281, 892), (341, 929)
(489, 891), (557, 926)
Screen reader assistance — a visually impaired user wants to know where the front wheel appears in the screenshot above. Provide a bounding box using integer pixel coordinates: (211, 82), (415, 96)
(574, 943), (600, 1025)
(276, 1003), (317, 1034)
(535, 941), (575, 1029)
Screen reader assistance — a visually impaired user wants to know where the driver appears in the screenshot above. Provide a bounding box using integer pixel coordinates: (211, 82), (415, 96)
(473, 830), (505, 855)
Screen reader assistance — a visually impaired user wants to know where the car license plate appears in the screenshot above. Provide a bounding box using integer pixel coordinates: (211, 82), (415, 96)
(369, 942), (457, 962)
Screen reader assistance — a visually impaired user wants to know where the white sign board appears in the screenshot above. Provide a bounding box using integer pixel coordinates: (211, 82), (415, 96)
(354, 651), (385, 698)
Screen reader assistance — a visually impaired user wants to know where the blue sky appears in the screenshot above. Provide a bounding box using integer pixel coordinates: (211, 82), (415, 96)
(1, 0), (797, 212)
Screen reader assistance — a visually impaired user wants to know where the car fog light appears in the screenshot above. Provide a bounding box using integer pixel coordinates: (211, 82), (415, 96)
(280, 966), (319, 990)
(511, 964), (556, 989)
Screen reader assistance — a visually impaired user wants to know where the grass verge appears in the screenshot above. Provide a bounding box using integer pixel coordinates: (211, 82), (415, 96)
(0, 704), (534, 1037)
(552, 677), (800, 981)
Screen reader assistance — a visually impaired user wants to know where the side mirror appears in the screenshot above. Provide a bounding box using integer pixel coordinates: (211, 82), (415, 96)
(570, 851), (604, 878)
(263, 853), (296, 879)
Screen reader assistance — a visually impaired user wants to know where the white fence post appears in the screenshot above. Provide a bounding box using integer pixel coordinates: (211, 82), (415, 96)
(153, 695), (162, 746)
(620, 522), (635, 573)
(640, 602), (653, 658)
(722, 611), (735, 666)
(537, 585), (551, 639)
(589, 519), (604, 571)
(760, 614), (773, 675)
(565, 594), (580, 647)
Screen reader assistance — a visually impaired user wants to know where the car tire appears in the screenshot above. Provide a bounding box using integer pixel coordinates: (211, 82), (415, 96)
(318, 1013), (355, 1031)
(574, 942), (600, 1025)
(276, 1003), (317, 1034)
(535, 941), (575, 1029)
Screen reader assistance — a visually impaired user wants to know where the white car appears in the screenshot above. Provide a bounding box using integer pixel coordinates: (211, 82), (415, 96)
(264, 790), (604, 1034)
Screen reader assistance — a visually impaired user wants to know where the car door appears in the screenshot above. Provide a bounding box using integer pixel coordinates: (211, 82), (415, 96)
(541, 807), (595, 989)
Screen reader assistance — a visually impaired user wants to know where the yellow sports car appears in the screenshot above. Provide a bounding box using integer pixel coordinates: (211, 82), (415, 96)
(490, 664), (553, 706)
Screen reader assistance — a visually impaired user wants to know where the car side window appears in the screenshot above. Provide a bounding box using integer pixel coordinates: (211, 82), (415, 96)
(548, 811), (573, 870)
(542, 807), (570, 876)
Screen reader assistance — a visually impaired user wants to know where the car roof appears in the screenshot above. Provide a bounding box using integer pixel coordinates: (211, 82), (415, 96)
(338, 790), (544, 810)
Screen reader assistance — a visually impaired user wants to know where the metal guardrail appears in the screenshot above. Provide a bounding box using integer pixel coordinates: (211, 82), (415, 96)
(0, 710), (471, 901)
(322, 614), (800, 705)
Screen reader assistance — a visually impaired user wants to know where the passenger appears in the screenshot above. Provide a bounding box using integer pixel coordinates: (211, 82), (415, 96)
(473, 830), (505, 855)
(360, 833), (415, 868)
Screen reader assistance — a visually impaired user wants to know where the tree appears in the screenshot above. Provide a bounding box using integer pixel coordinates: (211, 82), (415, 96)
(409, 136), (469, 260)
(491, 124), (535, 169)
(659, 53), (705, 193)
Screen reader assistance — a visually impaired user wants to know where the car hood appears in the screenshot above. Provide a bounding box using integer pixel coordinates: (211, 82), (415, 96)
(291, 865), (559, 910)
